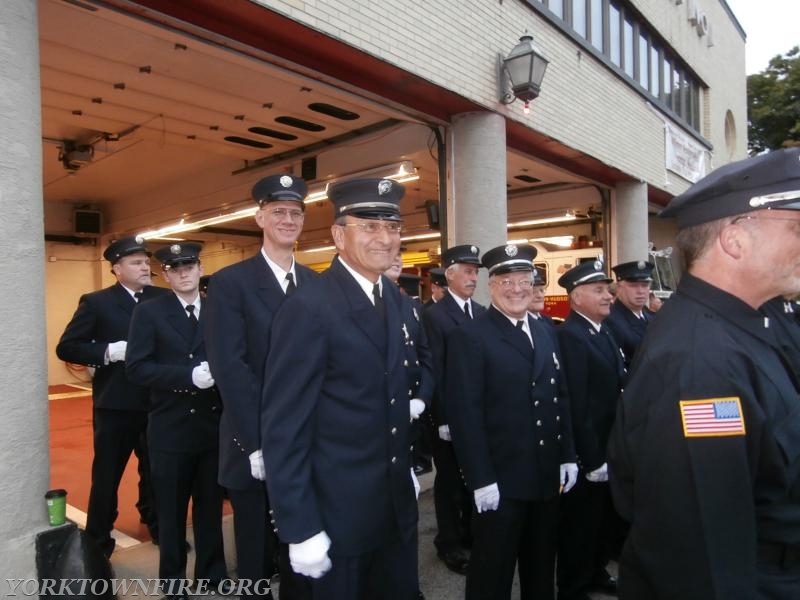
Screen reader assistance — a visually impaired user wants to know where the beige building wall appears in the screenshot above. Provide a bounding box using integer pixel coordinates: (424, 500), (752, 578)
(253, 0), (746, 190)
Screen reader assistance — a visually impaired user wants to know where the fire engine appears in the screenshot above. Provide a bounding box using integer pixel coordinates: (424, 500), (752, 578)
(534, 242), (677, 320)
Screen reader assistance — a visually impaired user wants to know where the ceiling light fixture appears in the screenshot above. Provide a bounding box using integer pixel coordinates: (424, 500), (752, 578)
(304, 160), (419, 205)
(138, 161), (421, 239)
(507, 211), (577, 229)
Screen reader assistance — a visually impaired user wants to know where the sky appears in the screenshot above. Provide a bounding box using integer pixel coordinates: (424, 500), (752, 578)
(723, 0), (800, 74)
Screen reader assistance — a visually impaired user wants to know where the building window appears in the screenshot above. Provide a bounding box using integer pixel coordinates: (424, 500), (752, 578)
(650, 45), (660, 97)
(638, 31), (649, 88)
(623, 17), (634, 78)
(590, 0), (604, 51)
(528, 0), (706, 136)
(609, 3), (621, 66)
(572, 0), (587, 38)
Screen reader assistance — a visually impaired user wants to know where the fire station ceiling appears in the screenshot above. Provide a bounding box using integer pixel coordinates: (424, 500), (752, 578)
(39, 0), (596, 253)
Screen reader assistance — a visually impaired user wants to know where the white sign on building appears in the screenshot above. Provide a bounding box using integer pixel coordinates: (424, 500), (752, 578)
(665, 122), (708, 183)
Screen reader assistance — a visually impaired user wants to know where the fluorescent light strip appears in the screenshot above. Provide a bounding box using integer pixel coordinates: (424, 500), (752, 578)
(304, 161), (419, 205)
(507, 213), (577, 228)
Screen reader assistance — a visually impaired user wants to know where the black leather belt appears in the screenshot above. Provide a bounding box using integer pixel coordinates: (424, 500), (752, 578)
(757, 542), (800, 570)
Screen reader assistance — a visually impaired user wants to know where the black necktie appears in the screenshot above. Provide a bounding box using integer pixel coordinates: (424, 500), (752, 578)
(134, 292), (143, 303)
(285, 272), (296, 296)
(464, 302), (472, 319)
(373, 283), (385, 322)
(186, 305), (198, 329)
(517, 320), (532, 346)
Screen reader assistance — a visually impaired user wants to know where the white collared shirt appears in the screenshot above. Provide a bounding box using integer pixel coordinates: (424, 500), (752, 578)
(337, 256), (382, 305)
(495, 305), (533, 347)
(448, 289), (471, 315)
(575, 311), (603, 332)
(261, 248), (297, 294)
(175, 293), (202, 319)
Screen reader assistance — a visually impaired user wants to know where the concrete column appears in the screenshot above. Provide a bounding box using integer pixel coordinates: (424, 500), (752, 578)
(612, 181), (649, 264)
(447, 112), (507, 305)
(0, 0), (49, 579)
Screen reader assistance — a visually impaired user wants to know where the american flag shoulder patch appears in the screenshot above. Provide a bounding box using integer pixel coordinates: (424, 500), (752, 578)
(679, 397), (746, 438)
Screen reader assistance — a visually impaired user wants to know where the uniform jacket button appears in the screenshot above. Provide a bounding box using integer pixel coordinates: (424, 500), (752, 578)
(390, 398), (396, 405)
(550, 378), (556, 384)
(404, 360), (409, 367)
(391, 427), (397, 435)
(539, 440), (545, 446)
(536, 420), (542, 426)
(190, 408), (196, 414)
(553, 397), (558, 403)
(534, 400), (540, 406)
(189, 353), (194, 359)
(391, 456), (397, 464)
(557, 434), (562, 440)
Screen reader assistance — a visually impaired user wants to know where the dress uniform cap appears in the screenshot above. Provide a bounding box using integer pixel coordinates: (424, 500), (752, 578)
(482, 244), (538, 276)
(429, 267), (448, 287)
(103, 235), (151, 263)
(398, 273), (421, 296)
(328, 177), (403, 221)
(251, 174), (308, 206)
(442, 244), (482, 267)
(660, 147), (800, 229)
(612, 260), (654, 282)
(558, 260), (612, 293)
(154, 242), (203, 269)
(533, 266), (545, 286)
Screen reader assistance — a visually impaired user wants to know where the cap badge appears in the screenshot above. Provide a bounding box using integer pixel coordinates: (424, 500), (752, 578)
(470, 246), (478, 255)
(135, 235), (145, 245)
(593, 260), (603, 271)
(280, 175), (293, 188)
(378, 179), (393, 195)
(504, 245), (518, 257)
(637, 260), (646, 269)
(170, 244), (182, 255)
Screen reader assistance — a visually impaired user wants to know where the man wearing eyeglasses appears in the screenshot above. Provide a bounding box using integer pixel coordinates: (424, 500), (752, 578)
(608, 148), (800, 599)
(446, 244), (576, 600)
(205, 174), (316, 600)
(262, 177), (422, 600)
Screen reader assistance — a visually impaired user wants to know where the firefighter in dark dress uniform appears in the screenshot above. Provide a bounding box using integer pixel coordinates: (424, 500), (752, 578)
(56, 236), (166, 557)
(447, 244), (577, 600)
(555, 261), (627, 600)
(421, 245), (487, 575)
(605, 260), (655, 367)
(204, 174), (314, 600)
(126, 243), (228, 599)
(608, 148), (800, 599)
(261, 177), (422, 600)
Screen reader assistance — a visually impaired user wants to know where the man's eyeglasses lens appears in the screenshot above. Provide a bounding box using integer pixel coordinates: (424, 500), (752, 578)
(498, 279), (534, 289)
(342, 222), (402, 234)
(270, 208), (305, 220)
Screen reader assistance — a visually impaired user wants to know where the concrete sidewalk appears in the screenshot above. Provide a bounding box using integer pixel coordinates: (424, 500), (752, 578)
(109, 471), (617, 599)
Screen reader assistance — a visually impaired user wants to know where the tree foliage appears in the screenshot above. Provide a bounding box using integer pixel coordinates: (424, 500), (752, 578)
(747, 46), (800, 155)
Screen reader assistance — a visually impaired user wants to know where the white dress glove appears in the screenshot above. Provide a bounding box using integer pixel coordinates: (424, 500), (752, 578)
(474, 482), (500, 513)
(106, 341), (127, 363)
(560, 462), (579, 493)
(438, 424), (451, 441)
(289, 531), (332, 579)
(191, 361), (215, 389)
(248, 450), (266, 481)
(585, 462), (609, 483)
(411, 468), (420, 499)
(409, 399), (425, 421)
